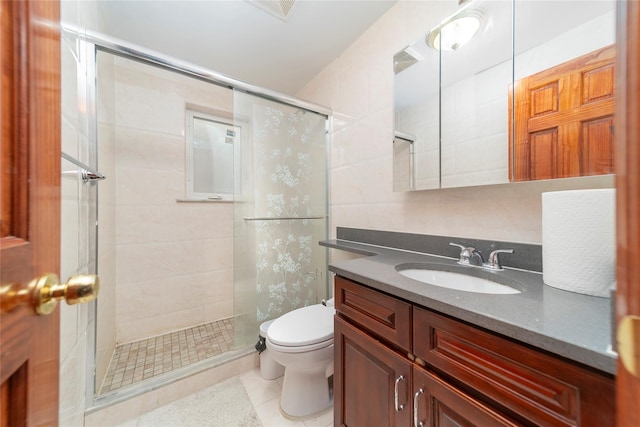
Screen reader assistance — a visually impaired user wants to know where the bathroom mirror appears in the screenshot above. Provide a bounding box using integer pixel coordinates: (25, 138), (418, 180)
(393, 0), (616, 191)
(393, 39), (440, 190)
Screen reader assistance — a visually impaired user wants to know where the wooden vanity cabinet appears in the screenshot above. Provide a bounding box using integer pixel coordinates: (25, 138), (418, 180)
(413, 368), (521, 426)
(335, 317), (412, 426)
(334, 276), (615, 427)
(335, 316), (518, 427)
(414, 308), (616, 426)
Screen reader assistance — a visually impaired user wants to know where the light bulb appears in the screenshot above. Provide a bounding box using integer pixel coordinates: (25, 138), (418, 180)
(427, 10), (483, 52)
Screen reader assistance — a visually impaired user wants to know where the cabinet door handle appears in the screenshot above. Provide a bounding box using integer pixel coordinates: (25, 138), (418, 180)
(413, 388), (424, 427)
(394, 375), (406, 411)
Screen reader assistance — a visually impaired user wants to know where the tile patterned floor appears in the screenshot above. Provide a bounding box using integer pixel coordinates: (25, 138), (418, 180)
(239, 368), (334, 427)
(100, 318), (234, 394)
(116, 367), (334, 427)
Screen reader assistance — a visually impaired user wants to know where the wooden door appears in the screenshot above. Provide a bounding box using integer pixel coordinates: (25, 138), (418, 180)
(334, 317), (412, 427)
(412, 368), (521, 427)
(616, 1), (640, 425)
(1, 1), (61, 426)
(510, 45), (615, 181)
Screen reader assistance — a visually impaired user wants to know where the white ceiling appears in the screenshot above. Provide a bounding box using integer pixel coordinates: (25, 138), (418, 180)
(97, 0), (397, 95)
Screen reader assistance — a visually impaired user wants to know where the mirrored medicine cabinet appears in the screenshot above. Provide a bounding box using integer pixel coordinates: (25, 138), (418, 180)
(393, 0), (616, 191)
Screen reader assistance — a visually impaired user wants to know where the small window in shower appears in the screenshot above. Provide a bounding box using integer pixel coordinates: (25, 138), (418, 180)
(185, 110), (239, 201)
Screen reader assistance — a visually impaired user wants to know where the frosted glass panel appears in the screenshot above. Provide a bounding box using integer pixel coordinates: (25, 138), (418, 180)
(233, 92), (328, 347)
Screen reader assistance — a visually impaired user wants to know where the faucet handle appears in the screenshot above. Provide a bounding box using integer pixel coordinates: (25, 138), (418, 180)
(449, 242), (466, 252)
(485, 249), (515, 271)
(449, 243), (480, 266)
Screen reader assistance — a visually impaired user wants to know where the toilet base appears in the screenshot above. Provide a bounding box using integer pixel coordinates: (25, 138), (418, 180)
(279, 400), (332, 421)
(260, 349), (285, 380)
(279, 369), (333, 419)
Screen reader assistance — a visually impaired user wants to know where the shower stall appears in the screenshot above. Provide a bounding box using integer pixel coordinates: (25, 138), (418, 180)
(61, 27), (330, 411)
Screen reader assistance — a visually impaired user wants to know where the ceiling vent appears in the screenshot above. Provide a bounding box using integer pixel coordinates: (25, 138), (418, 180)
(393, 46), (423, 74)
(246, 0), (297, 21)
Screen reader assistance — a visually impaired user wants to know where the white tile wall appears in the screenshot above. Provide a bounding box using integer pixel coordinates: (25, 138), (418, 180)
(59, 158), (87, 427)
(296, 0), (614, 245)
(60, 1), (103, 425)
(109, 57), (235, 343)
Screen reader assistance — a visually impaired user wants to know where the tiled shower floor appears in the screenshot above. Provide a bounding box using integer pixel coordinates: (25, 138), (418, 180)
(99, 318), (234, 395)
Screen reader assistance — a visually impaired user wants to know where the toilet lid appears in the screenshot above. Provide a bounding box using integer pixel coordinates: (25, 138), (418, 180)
(267, 304), (334, 347)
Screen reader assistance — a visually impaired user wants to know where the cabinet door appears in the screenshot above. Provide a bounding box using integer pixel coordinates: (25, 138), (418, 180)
(334, 316), (412, 427)
(413, 368), (521, 427)
(414, 307), (615, 426)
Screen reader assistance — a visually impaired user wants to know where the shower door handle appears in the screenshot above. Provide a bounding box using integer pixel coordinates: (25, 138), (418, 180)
(81, 169), (106, 182)
(61, 152), (106, 183)
(1, 273), (100, 315)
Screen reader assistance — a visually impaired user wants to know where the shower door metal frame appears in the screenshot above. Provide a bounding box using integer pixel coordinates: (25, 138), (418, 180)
(62, 24), (331, 117)
(63, 24), (332, 412)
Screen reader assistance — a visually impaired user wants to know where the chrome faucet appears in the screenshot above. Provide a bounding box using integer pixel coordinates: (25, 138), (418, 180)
(450, 243), (515, 270)
(449, 243), (484, 267)
(483, 249), (515, 271)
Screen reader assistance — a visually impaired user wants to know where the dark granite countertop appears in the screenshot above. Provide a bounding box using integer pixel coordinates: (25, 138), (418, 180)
(321, 238), (617, 375)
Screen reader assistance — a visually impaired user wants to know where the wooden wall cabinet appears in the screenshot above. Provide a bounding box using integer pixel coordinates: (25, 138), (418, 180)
(334, 276), (615, 427)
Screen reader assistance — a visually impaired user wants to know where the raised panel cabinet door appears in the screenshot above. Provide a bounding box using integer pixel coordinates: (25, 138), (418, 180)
(510, 44), (615, 181)
(412, 368), (521, 427)
(334, 317), (412, 427)
(1, 1), (61, 425)
(413, 307), (615, 426)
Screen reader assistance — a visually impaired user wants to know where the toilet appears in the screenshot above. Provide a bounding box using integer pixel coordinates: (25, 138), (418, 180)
(266, 300), (335, 419)
(258, 320), (285, 380)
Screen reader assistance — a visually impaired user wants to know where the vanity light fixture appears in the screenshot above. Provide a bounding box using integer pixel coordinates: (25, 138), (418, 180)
(427, 8), (483, 51)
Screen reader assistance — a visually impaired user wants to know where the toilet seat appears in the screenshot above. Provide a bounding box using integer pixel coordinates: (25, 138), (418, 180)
(266, 337), (333, 354)
(266, 304), (334, 351)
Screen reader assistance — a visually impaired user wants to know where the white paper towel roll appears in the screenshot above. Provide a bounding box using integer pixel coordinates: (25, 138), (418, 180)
(542, 189), (615, 297)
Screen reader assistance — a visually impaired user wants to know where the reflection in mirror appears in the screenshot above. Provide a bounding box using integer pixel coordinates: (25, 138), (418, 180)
(440, 0), (513, 188)
(393, 40), (440, 190)
(511, 1), (616, 181)
(393, 132), (415, 191)
(392, 0), (616, 191)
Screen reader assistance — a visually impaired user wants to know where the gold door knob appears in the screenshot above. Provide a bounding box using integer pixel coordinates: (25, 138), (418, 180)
(1, 273), (99, 315)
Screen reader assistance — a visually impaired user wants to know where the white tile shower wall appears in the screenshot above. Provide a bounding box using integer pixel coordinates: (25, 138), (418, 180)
(111, 57), (235, 343)
(59, 1), (103, 425)
(297, 0), (614, 244)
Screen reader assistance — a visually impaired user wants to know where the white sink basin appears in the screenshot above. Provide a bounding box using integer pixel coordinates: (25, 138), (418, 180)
(397, 268), (521, 294)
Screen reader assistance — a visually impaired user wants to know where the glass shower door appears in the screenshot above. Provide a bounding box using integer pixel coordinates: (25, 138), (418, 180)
(232, 91), (329, 347)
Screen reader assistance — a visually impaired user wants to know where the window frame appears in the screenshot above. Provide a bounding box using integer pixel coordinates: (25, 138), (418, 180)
(184, 109), (238, 202)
